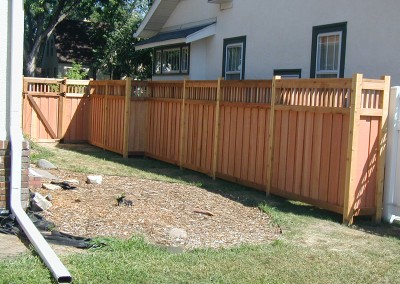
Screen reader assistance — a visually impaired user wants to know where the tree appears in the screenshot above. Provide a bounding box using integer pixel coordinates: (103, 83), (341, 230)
(90, 0), (152, 79)
(24, 0), (99, 76)
(24, 0), (151, 79)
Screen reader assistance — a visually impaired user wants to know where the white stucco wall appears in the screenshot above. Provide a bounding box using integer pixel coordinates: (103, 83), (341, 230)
(155, 0), (400, 84)
(0, 0), (9, 140)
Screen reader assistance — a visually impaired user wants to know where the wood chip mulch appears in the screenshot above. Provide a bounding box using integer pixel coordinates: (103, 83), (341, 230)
(35, 169), (279, 250)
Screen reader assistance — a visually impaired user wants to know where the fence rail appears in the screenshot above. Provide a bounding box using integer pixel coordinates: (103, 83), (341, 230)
(22, 75), (391, 224)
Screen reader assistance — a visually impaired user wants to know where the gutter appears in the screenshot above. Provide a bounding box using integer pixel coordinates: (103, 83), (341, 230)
(8, 1), (72, 282)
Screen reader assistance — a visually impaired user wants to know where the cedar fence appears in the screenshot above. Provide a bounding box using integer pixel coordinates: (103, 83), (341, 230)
(22, 74), (391, 224)
(22, 77), (90, 143)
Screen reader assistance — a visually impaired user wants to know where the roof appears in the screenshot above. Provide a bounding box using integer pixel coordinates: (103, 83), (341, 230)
(53, 20), (96, 65)
(135, 23), (216, 50)
(134, 0), (180, 38)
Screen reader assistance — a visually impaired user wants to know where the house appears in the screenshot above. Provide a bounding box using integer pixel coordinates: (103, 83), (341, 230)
(41, 20), (106, 79)
(135, 0), (400, 84)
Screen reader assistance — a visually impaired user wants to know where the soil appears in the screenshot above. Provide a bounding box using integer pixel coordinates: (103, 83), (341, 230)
(29, 168), (279, 251)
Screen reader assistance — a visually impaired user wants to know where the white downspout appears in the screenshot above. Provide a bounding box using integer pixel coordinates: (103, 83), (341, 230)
(8, 0), (72, 282)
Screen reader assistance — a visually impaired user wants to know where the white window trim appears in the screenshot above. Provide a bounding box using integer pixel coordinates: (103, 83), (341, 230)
(181, 46), (189, 73)
(153, 45), (190, 75)
(225, 42), (243, 80)
(315, 31), (342, 78)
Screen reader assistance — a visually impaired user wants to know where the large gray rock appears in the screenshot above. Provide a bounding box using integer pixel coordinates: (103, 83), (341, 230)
(36, 159), (57, 170)
(31, 192), (52, 212)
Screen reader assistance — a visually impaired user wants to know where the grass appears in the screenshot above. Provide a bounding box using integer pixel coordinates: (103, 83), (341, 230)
(1, 142), (400, 284)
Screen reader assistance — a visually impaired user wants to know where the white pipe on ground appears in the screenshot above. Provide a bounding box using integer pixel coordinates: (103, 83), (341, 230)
(8, 1), (72, 282)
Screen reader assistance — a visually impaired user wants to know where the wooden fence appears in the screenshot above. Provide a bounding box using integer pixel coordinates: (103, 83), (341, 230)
(23, 75), (390, 224)
(22, 77), (90, 143)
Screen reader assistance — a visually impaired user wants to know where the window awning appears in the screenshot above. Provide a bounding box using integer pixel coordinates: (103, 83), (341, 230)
(135, 23), (216, 51)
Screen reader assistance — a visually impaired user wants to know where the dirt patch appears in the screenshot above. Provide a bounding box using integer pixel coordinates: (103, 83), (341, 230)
(0, 233), (85, 260)
(33, 169), (279, 250)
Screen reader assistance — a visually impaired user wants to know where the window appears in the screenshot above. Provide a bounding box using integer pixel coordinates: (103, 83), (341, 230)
(310, 22), (347, 78)
(223, 36), (246, 80)
(153, 44), (190, 75)
(274, 69), (302, 79)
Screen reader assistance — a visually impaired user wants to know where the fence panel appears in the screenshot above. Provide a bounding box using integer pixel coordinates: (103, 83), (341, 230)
(146, 82), (183, 163)
(217, 81), (272, 187)
(88, 80), (126, 154)
(266, 79), (353, 213)
(89, 95), (105, 148)
(179, 81), (217, 174)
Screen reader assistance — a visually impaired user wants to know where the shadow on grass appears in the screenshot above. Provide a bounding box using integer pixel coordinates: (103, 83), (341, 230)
(53, 143), (399, 239)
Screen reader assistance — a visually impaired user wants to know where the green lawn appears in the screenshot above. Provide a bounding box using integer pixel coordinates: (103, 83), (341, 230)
(1, 143), (399, 284)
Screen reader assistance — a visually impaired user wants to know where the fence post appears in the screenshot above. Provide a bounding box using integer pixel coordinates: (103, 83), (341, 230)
(123, 78), (132, 158)
(179, 79), (187, 169)
(87, 79), (93, 143)
(343, 73), (363, 225)
(266, 76), (280, 195)
(102, 82), (109, 150)
(212, 77), (222, 179)
(143, 81), (150, 155)
(375, 75), (391, 223)
(57, 77), (67, 140)
(22, 76), (27, 129)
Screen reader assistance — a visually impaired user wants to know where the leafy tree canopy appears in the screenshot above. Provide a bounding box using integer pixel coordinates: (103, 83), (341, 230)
(24, 0), (151, 79)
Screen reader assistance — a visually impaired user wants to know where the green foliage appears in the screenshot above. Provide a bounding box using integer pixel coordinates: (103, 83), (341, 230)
(29, 140), (55, 163)
(90, 0), (152, 79)
(24, 0), (151, 78)
(65, 62), (89, 79)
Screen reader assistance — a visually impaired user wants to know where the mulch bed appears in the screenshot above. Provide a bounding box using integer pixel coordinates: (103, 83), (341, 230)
(34, 168), (279, 250)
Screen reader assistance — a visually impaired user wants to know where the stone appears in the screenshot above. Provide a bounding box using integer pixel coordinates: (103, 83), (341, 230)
(65, 179), (79, 184)
(45, 194), (53, 201)
(169, 228), (187, 240)
(86, 175), (102, 185)
(29, 168), (59, 180)
(42, 183), (62, 190)
(36, 159), (57, 170)
(31, 192), (52, 212)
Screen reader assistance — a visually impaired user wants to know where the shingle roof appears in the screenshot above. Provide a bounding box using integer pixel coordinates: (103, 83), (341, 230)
(135, 24), (211, 47)
(53, 20), (96, 65)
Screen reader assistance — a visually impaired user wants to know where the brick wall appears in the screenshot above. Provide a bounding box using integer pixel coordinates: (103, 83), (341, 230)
(0, 140), (30, 213)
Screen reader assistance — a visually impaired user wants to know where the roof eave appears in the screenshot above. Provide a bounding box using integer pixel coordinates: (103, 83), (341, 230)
(134, 0), (180, 39)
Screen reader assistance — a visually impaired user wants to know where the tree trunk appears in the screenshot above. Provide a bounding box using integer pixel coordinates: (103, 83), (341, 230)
(25, 40), (43, 76)
(24, 12), (67, 76)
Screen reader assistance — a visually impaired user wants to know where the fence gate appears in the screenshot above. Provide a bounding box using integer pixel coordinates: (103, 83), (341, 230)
(22, 77), (90, 143)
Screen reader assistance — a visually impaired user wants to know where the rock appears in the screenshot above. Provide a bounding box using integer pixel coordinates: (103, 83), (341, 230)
(65, 179), (79, 185)
(36, 159), (57, 170)
(42, 183), (62, 190)
(31, 192), (52, 212)
(169, 228), (187, 240)
(86, 175), (103, 185)
(45, 194), (53, 201)
(29, 168), (59, 180)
